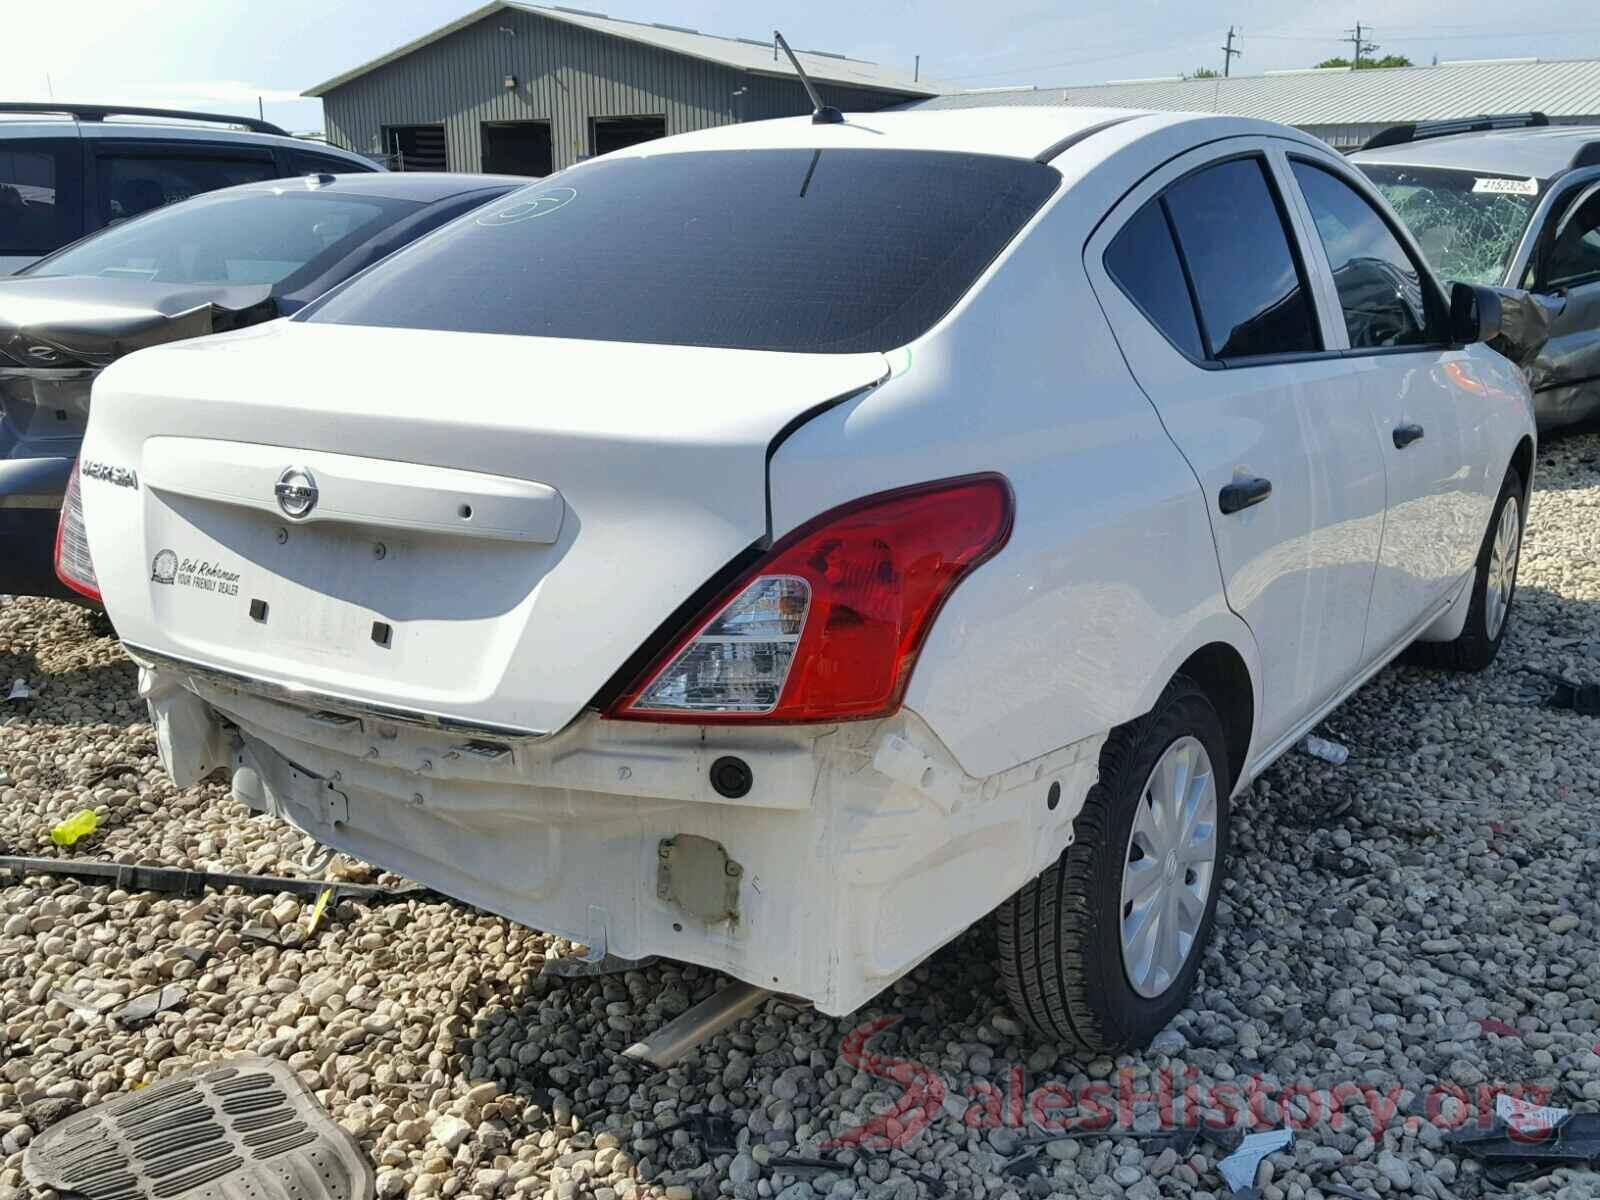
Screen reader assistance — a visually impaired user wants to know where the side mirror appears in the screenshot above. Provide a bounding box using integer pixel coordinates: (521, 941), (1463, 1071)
(1450, 282), (1502, 345)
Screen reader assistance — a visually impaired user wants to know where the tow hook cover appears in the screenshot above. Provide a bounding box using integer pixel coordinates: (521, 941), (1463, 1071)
(657, 834), (742, 924)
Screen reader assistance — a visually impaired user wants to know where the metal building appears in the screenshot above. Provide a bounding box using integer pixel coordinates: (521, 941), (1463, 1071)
(909, 57), (1600, 151)
(305, 2), (934, 174)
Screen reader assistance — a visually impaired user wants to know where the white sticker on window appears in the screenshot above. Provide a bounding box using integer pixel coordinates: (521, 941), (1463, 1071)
(1472, 176), (1539, 196)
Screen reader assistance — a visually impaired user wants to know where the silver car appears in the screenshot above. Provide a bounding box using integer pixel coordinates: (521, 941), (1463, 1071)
(1352, 113), (1600, 432)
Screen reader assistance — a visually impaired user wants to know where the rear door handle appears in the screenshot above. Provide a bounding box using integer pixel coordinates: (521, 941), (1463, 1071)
(1219, 476), (1272, 515)
(1393, 423), (1425, 449)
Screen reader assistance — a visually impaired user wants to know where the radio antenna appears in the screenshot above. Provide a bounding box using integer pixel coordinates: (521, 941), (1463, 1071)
(774, 30), (843, 125)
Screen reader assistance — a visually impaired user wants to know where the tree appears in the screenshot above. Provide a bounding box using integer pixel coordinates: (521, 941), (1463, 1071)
(1315, 54), (1413, 69)
(1190, 67), (1220, 79)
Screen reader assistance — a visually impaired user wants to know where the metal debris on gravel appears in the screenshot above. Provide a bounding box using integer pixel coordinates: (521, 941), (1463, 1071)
(4, 435), (1600, 1200)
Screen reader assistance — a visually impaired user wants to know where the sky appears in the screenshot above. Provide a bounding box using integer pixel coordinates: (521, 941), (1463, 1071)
(7, 0), (1600, 135)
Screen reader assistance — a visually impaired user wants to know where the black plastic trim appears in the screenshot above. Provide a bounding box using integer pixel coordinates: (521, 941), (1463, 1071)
(0, 102), (288, 136)
(1035, 114), (1142, 164)
(1361, 111), (1548, 151)
(1219, 476), (1272, 514)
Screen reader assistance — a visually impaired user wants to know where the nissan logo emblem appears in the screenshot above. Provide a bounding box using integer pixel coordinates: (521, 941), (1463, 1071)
(274, 466), (319, 519)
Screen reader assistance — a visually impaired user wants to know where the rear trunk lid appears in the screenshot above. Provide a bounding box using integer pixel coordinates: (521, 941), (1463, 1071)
(83, 320), (886, 736)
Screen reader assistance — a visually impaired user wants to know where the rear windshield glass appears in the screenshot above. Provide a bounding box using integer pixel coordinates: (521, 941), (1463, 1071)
(26, 189), (420, 291)
(1358, 164), (1542, 286)
(305, 149), (1061, 353)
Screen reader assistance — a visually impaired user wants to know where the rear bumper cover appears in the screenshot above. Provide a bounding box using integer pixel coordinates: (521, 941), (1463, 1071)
(137, 658), (1104, 1015)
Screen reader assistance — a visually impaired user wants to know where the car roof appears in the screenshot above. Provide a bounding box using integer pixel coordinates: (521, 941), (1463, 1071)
(0, 114), (376, 165)
(1350, 125), (1600, 180)
(612, 105), (1324, 165)
(224, 172), (530, 203)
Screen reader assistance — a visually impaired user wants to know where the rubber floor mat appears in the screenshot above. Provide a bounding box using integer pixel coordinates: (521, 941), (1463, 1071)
(23, 1057), (373, 1200)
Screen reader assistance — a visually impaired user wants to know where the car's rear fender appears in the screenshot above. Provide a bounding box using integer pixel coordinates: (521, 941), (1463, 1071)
(767, 181), (1252, 782)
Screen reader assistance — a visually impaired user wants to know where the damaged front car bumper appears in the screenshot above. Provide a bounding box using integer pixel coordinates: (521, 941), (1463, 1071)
(135, 652), (1104, 1016)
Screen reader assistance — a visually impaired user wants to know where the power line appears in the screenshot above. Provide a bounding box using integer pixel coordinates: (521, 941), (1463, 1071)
(1382, 27), (1600, 40)
(932, 21), (1600, 85)
(937, 37), (1208, 81)
(1242, 23), (1600, 42)
(1246, 32), (1355, 42)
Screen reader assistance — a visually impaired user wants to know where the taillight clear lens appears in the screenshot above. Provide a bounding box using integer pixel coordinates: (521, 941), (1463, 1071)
(54, 457), (102, 603)
(634, 576), (811, 714)
(611, 474), (1012, 724)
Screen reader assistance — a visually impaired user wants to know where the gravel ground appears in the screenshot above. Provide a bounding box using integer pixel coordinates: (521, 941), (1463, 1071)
(3, 437), (1600, 1200)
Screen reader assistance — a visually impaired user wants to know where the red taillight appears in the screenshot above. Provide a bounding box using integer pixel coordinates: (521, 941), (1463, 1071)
(609, 474), (1013, 724)
(54, 457), (102, 603)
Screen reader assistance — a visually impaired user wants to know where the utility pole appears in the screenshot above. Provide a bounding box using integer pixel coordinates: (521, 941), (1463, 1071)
(1344, 21), (1376, 69)
(1220, 26), (1241, 77)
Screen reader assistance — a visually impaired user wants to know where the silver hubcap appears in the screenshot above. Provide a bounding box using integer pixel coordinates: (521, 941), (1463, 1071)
(1120, 736), (1219, 999)
(1485, 495), (1521, 641)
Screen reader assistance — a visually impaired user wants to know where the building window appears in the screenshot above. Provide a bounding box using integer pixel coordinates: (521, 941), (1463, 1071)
(384, 125), (448, 171)
(481, 121), (553, 177)
(590, 116), (666, 157)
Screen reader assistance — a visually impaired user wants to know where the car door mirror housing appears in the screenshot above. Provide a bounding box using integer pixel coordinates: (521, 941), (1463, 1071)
(1450, 282), (1503, 345)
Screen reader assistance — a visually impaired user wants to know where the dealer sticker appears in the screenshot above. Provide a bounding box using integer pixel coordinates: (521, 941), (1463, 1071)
(150, 549), (240, 597)
(1472, 176), (1539, 196)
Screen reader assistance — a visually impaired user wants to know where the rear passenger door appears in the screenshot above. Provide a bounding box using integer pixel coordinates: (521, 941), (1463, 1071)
(0, 137), (84, 273)
(1283, 155), (1492, 658)
(1085, 140), (1388, 754)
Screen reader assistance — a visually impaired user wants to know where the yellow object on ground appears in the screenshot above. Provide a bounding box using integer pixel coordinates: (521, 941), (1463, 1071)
(307, 887), (333, 934)
(50, 809), (99, 847)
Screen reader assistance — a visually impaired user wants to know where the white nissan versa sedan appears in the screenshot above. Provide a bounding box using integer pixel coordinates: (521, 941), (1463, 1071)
(67, 107), (1534, 1054)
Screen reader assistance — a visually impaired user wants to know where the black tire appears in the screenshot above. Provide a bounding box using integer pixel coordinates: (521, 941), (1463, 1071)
(997, 676), (1231, 1055)
(1404, 467), (1524, 673)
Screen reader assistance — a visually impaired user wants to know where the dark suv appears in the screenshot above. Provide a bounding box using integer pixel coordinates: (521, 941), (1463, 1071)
(1352, 113), (1600, 432)
(1, 103), (380, 276)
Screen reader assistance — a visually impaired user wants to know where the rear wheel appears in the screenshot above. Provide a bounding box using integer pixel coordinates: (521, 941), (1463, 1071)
(997, 676), (1230, 1054)
(1406, 467), (1524, 673)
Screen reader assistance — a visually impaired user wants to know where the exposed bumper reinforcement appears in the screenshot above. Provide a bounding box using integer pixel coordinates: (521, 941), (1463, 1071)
(124, 641), (550, 741)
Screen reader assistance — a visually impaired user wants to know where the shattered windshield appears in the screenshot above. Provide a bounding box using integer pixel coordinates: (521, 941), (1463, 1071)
(1358, 164), (1542, 286)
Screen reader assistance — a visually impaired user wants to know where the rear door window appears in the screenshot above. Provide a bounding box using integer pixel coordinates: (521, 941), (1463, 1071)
(1104, 198), (1205, 361)
(94, 149), (277, 225)
(1290, 159), (1443, 349)
(0, 138), (82, 258)
(1161, 157), (1321, 360)
(289, 149), (376, 176)
(305, 148), (1061, 354)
